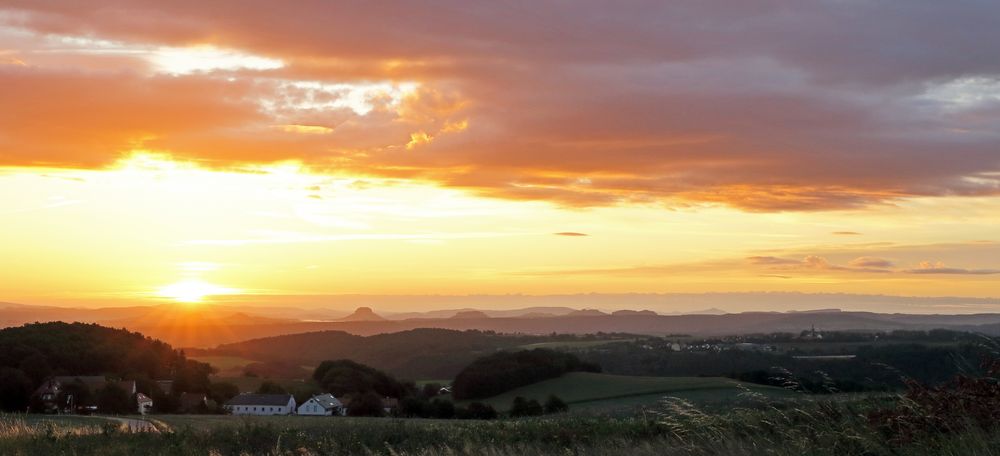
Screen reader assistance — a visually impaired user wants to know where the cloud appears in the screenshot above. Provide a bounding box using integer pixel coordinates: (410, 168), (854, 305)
(832, 231), (862, 236)
(747, 256), (800, 265)
(748, 255), (893, 274)
(848, 257), (895, 269)
(2, 2), (1000, 211)
(904, 261), (1000, 275)
(554, 232), (588, 237)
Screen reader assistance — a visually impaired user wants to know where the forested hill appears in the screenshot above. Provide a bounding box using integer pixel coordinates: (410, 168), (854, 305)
(0, 322), (211, 391)
(199, 328), (554, 380)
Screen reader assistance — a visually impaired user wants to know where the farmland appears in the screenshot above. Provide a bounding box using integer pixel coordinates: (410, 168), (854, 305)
(187, 355), (259, 374)
(463, 372), (797, 412)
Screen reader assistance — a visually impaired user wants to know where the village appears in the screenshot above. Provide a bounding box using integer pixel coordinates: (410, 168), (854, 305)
(31, 375), (403, 417)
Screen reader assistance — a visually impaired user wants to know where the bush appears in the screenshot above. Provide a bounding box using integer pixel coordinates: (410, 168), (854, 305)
(346, 391), (385, 417)
(869, 356), (1000, 442)
(544, 395), (568, 414)
(509, 396), (544, 417)
(428, 398), (455, 419)
(457, 402), (499, 419)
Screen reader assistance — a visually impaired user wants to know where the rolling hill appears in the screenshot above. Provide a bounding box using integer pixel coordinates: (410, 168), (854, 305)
(462, 372), (796, 412)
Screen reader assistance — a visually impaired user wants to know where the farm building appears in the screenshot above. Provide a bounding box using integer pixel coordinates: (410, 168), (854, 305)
(224, 394), (296, 416)
(136, 393), (153, 415)
(297, 393), (344, 416)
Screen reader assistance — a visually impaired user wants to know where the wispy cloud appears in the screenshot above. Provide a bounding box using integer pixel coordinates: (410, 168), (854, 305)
(185, 231), (526, 246)
(903, 261), (1000, 275)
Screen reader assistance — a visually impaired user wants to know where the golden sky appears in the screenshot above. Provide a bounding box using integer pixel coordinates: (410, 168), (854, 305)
(1, 2), (998, 309)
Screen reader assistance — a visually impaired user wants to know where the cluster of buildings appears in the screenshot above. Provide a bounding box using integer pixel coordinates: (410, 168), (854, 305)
(224, 393), (399, 416)
(32, 375), (207, 415)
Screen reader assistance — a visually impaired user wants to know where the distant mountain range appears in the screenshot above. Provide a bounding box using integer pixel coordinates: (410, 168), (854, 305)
(4, 299), (1000, 348)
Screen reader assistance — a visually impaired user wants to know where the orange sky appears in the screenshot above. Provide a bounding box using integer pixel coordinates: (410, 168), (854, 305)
(1, 2), (998, 310)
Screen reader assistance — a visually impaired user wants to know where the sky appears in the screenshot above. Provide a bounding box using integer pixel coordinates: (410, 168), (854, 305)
(0, 1), (998, 310)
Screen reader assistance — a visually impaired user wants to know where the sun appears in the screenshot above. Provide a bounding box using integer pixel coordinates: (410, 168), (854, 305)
(156, 280), (236, 304)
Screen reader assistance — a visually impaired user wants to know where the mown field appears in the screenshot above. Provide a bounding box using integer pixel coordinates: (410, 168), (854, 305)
(187, 355), (259, 373)
(462, 372), (797, 412)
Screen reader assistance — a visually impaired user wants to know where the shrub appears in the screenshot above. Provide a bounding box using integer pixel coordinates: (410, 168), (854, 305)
(509, 396), (544, 417)
(544, 395), (568, 414)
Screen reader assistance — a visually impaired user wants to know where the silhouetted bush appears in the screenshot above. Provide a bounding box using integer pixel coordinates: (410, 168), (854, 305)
(544, 395), (568, 414)
(509, 396), (544, 417)
(346, 391), (385, 417)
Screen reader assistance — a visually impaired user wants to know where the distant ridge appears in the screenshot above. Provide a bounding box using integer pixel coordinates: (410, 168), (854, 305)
(568, 308), (610, 317)
(450, 310), (490, 319)
(612, 310), (658, 316)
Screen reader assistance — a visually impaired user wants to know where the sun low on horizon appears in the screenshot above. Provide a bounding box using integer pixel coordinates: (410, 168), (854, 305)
(1, 2), (999, 314)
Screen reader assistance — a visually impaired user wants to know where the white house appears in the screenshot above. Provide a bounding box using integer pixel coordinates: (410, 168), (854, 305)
(297, 393), (343, 416)
(224, 394), (296, 416)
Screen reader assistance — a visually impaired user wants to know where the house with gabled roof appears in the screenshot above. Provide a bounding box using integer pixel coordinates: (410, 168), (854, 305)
(297, 393), (343, 416)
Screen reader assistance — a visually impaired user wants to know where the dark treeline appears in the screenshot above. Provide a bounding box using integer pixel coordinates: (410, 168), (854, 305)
(574, 332), (998, 393)
(0, 322), (214, 412)
(199, 328), (632, 380)
(452, 349), (601, 400)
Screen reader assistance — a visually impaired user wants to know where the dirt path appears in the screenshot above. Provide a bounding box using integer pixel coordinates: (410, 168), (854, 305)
(84, 415), (161, 433)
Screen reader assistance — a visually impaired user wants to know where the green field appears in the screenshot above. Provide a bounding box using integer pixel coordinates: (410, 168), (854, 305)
(188, 355), (259, 373)
(465, 372), (797, 412)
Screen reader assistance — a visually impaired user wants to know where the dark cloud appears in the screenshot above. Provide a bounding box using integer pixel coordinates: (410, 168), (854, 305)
(554, 232), (588, 237)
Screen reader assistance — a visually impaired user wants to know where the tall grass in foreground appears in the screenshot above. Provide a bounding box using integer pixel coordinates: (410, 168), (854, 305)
(2, 352), (997, 455)
(2, 398), (999, 456)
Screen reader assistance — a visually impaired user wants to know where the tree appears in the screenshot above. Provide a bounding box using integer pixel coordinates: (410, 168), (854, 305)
(421, 382), (442, 398)
(346, 391), (385, 417)
(544, 395), (568, 414)
(428, 398), (455, 419)
(18, 352), (51, 387)
(0, 368), (32, 412)
(399, 397), (428, 417)
(208, 382), (240, 404)
(457, 402), (498, 420)
(256, 381), (287, 395)
(96, 383), (133, 414)
(312, 360), (409, 398)
(509, 396), (543, 417)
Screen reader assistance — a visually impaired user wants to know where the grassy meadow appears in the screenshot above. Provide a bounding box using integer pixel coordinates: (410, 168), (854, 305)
(3, 393), (999, 456)
(187, 356), (259, 374)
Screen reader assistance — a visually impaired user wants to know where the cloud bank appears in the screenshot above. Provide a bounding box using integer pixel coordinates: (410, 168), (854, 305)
(2, 1), (1000, 211)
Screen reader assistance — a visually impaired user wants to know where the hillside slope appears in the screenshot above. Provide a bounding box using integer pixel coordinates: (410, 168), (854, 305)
(466, 372), (795, 412)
